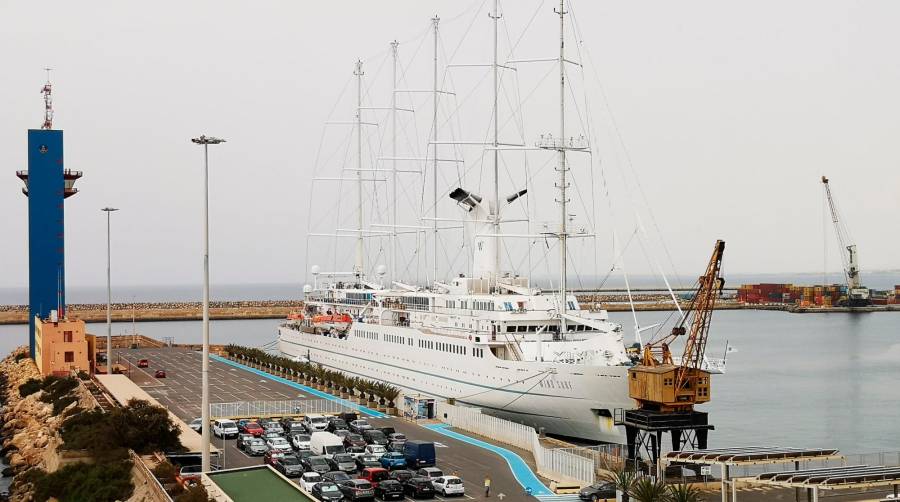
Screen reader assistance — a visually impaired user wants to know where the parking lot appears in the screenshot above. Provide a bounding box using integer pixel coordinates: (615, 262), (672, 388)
(116, 348), (545, 501)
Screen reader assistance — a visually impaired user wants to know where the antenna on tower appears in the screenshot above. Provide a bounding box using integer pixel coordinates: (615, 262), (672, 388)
(41, 68), (54, 130)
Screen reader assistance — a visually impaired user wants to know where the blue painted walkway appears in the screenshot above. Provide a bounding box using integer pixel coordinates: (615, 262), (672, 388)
(209, 354), (387, 418)
(422, 423), (552, 496)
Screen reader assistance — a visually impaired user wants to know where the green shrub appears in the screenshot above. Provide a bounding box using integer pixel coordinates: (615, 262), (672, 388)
(76, 370), (90, 381)
(61, 399), (184, 455)
(18, 378), (43, 397)
(39, 377), (78, 404)
(152, 460), (178, 484)
(175, 484), (210, 502)
(52, 395), (78, 415)
(33, 460), (133, 502)
(14, 353), (29, 362)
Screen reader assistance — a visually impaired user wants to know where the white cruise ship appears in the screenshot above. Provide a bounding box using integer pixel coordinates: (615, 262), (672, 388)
(280, 0), (638, 443)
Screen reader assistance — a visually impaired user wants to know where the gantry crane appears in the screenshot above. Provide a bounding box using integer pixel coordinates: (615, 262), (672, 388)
(821, 176), (869, 307)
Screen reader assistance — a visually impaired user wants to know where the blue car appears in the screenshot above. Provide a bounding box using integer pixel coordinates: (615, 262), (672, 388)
(380, 451), (407, 470)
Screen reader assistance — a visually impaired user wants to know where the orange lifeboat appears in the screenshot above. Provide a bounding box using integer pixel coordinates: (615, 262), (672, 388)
(287, 312), (305, 321)
(312, 312), (353, 333)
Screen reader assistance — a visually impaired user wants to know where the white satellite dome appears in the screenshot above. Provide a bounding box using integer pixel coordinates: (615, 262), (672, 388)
(375, 264), (387, 277)
(310, 265), (321, 275)
(302, 284), (313, 294)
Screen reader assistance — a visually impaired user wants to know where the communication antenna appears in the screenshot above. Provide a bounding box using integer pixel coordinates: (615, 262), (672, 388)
(41, 68), (54, 130)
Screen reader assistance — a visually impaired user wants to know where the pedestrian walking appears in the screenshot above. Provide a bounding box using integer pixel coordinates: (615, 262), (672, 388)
(484, 475), (491, 497)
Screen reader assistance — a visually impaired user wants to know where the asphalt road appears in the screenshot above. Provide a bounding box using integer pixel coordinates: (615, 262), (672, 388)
(116, 348), (543, 501)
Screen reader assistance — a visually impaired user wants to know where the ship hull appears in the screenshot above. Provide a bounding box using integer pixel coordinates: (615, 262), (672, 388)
(278, 324), (631, 443)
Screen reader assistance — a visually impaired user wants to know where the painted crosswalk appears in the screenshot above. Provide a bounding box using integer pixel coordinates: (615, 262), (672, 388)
(534, 495), (582, 502)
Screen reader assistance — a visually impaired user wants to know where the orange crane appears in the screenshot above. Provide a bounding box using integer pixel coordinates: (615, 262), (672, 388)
(629, 240), (725, 412)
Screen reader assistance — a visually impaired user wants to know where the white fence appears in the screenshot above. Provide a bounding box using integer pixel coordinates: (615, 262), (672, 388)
(436, 402), (595, 486)
(210, 399), (354, 418)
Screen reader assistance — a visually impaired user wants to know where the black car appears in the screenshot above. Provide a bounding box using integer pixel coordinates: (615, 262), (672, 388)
(312, 481), (344, 501)
(374, 479), (404, 500)
(388, 469), (415, 484)
(273, 455), (304, 478)
(344, 433), (368, 450)
(280, 417), (306, 435)
(362, 429), (389, 446)
(402, 477), (435, 499)
(327, 453), (358, 473)
(356, 455), (382, 471)
(378, 427), (396, 436)
(338, 411), (359, 423)
(323, 471), (352, 483)
(301, 455), (331, 474)
(579, 482), (616, 501)
(338, 479), (376, 501)
(327, 418), (349, 433)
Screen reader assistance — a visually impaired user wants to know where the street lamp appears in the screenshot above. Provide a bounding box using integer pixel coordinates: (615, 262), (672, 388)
(101, 207), (119, 373)
(191, 135), (225, 474)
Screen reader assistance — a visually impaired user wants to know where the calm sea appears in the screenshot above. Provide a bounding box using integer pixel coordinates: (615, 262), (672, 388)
(1, 280), (898, 455)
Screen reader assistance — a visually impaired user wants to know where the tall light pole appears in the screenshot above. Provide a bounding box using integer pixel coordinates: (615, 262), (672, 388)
(101, 207), (118, 371)
(191, 134), (225, 473)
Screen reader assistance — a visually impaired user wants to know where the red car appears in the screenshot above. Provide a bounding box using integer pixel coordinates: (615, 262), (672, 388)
(154, 369), (166, 378)
(137, 359), (149, 368)
(243, 422), (264, 437)
(264, 450), (285, 465)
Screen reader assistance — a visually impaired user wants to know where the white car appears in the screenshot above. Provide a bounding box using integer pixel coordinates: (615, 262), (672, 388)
(303, 413), (328, 432)
(364, 444), (387, 456)
(189, 418), (203, 433)
(432, 476), (465, 496)
(266, 437), (293, 453)
(212, 419), (239, 438)
(299, 471), (322, 492)
(292, 433), (311, 451)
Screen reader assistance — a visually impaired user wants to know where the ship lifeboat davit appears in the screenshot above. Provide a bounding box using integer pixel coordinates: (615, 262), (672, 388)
(312, 312), (352, 334)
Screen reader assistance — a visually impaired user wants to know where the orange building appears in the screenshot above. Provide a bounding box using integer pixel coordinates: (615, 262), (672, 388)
(34, 312), (96, 377)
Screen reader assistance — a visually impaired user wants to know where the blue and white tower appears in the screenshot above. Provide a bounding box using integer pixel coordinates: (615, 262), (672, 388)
(16, 74), (81, 357)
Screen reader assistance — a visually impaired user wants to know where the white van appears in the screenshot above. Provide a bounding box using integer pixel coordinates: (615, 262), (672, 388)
(303, 413), (329, 432)
(309, 431), (345, 458)
(212, 419), (239, 438)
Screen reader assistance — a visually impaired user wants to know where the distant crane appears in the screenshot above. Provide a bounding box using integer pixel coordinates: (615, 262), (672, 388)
(821, 176), (869, 307)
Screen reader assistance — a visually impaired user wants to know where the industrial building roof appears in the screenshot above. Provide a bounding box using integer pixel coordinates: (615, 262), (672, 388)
(754, 465), (900, 490)
(664, 446), (842, 465)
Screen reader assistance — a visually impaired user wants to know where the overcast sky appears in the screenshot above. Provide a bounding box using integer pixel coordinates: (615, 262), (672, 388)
(2, 0), (898, 291)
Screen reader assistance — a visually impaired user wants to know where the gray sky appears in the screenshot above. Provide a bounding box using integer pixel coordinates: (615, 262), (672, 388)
(2, 0), (898, 290)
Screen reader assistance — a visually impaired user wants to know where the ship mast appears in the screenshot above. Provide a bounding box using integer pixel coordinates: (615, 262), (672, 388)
(556, 0), (569, 331)
(432, 16), (440, 283)
(391, 41), (399, 286)
(354, 60), (365, 281)
(490, 0), (501, 286)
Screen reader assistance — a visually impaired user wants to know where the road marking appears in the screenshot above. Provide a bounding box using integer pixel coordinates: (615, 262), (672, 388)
(435, 442), (448, 448)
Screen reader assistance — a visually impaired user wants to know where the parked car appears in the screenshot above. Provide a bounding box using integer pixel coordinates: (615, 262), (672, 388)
(386, 433), (406, 445)
(263, 431), (284, 442)
(333, 429), (351, 440)
(175, 465), (202, 487)
(326, 418), (349, 433)
(299, 471), (323, 492)
(416, 467), (444, 481)
(344, 434), (367, 452)
(338, 479), (376, 501)
(374, 479), (404, 500)
(273, 455), (304, 477)
(379, 452), (407, 470)
(356, 455), (382, 471)
(137, 359), (149, 368)
(266, 436), (293, 454)
(236, 433), (254, 450)
(296, 450), (315, 462)
(337, 411), (359, 423)
(386, 442), (406, 453)
(292, 433), (311, 451)
(402, 477), (435, 499)
(388, 469), (415, 484)
(349, 419), (373, 434)
(365, 444), (387, 457)
(239, 421), (264, 436)
(281, 417), (306, 435)
(327, 453), (357, 474)
(378, 427), (396, 436)
(262, 420), (283, 434)
(242, 437), (267, 456)
(310, 431), (346, 458)
(212, 419), (239, 439)
(264, 450), (286, 465)
(432, 476), (465, 497)
(303, 413), (329, 432)
(188, 418), (203, 433)
(578, 482), (616, 501)
(404, 441), (436, 468)
(311, 481), (344, 501)
(362, 429), (388, 446)
(359, 467), (390, 487)
(323, 471), (352, 484)
(301, 455), (332, 475)
(154, 369), (166, 378)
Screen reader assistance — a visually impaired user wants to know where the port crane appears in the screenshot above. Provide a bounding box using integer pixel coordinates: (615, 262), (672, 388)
(617, 240), (725, 470)
(821, 176), (869, 307)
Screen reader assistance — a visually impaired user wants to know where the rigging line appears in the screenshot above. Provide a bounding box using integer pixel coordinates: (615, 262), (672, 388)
(504, 0), (547, 58)
(595, 227), (639, 289)
(453, 368), (553, 401)
(496, 370), (553, 411)
(445, 0), (490, 65)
